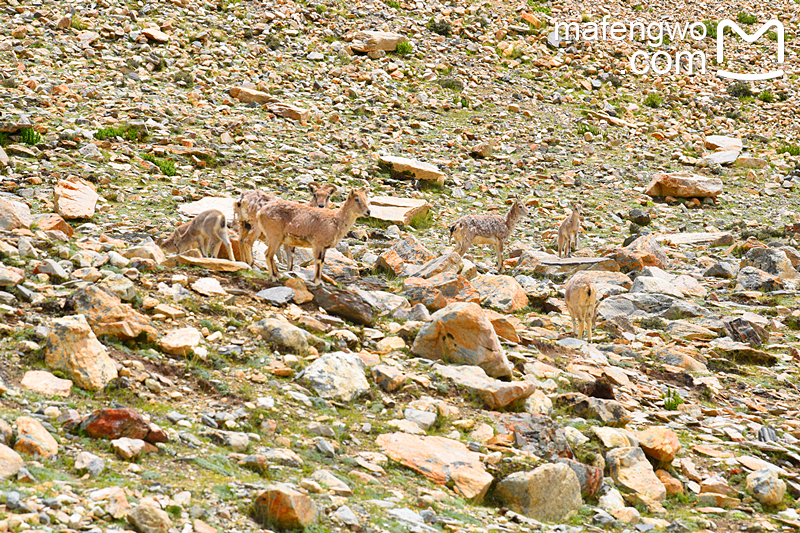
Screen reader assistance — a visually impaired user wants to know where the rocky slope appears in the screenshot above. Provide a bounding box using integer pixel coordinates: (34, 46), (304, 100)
(3, 0), (800, 532)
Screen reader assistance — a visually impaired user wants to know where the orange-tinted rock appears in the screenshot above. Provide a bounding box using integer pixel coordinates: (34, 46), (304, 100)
(411, 302), (512, 378)
(637, 427), (681, 463)
(656, 469), (684, 496)
(626, 234), (668, 269)
(603, 248), (659, 273)
(80, 408), (152, 441)
(69, 285), (157, 341)
(253, 485), (318, 529)
(376, 432), (493, 501)
(54, 176), (99, 219)
(401, 280), (448, 312)
(606, 447), (666, 501)
(14, 416), (59, 458)
(435, 364), (534, 409)
(45, 314), (118, 391)
(645, 172), (723, 198)
(0, 443), (23, 479)
(470, 274), (528, 313)
(286, 278), (314, 304)
(36, 214), (73, 237)
(20, 370), (72, 397)
(483, 309), (521, 343)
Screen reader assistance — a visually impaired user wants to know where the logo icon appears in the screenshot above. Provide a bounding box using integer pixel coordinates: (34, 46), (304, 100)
(716, 19), (784, 81)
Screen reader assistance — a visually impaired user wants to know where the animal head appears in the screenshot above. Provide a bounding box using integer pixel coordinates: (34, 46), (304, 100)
(348, 188), (371, 218)
(160, 223), (190, 253)
(512, 199), (530, 218)
(572, 202), (583, 217)
(308, 182), (338, 208)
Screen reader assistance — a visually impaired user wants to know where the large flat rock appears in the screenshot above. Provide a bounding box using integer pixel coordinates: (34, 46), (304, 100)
(369, 196), (431, 225)
(378, 155), (445, 183)
(376, 432), (493, 501)
(655, 232), (734, 247)
(645, 172), (723, 198)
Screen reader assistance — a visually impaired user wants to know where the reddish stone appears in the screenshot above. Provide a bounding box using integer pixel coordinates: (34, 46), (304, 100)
(376, 432), (493, 501)
(426, 273), (469, 298)
(402, 281), (447, 312)
(80, 408), (150, 441)
(253, 485), (318, 529)
(637, 427), (682, 463)
(603, 248), (660, 273)
(557, 458), (604, 498)
(656, 469), (684, 496)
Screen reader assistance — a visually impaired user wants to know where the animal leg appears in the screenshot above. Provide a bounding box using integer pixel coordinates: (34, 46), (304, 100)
(286, 245), (295, 271)
(571, 314), (578, 338)
(586, 314), (593, 343)
(221, 233), (234, 262)
(558, 236), (564, 258)
(496, 242), (504, 273)
(313, 248), (327, 285)
(576, 313), (584, 340)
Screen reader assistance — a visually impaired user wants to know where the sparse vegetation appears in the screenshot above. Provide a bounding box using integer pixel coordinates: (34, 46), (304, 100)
(20, 127), (42, 146)
(395, 40), (413, 56)
(71, 15), (88, 31)
(758, 90), (775, 103)
(643, 92), (663, 108)
(95, 125), (145, 142)
(428, 18), (452, 36)
(778, 143), (800, 156)
(142, 152), (177, 176)
(727, 82), (754, 99)
(662, 388), (685, 410)
(737, 11), (757, 24)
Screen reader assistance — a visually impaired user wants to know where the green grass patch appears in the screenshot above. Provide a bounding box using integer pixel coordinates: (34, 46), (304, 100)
(95, 125), (146, 142)
(703, 20), (718, 39)
(396, 40), (412, 56)
(531, 5), (551, 14)
(428, 18), (452, 36)
(576, 122), (600, 136)
(663, 388), (685, 410)
(643, 93), (662, 108)
(778, 143), (800, 156)
(386, 0), (401, 8)
(20, 127), (42, 146)
(142, 153), (177, 176)
(737, 11), (757, 24)
(758, 90), (775, 103)
(726, 82), (753, 99)
(71, 15), (88, 31)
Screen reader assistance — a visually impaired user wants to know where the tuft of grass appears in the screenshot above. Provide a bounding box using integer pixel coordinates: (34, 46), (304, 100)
(576, 122), (600, 136)
(142, 152), (177, 176)
(428, 18), (452, 36)
(71, 15), (88, 31)
(643, 93), (662, 108)
(662, 388), (684, 410)
(726, 82), (753, 99)
(20, 127), (42, 146)
(737, 11), (757, 25)
(408, 209), (434, 230)
(95, 125), (145, 142)
(386, 0), (401, 8)
(758, 90), (775, 103)
(778, 143), (800, 156)
(0, 132), (10, 147)
(530, 5), (551, 14)
(703, 20), (718, 39)
(437, 77), (464, 92)
(395, 40), (412, 56)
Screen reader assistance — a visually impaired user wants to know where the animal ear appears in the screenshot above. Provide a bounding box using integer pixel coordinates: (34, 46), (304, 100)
(308, 181), (319, 193)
